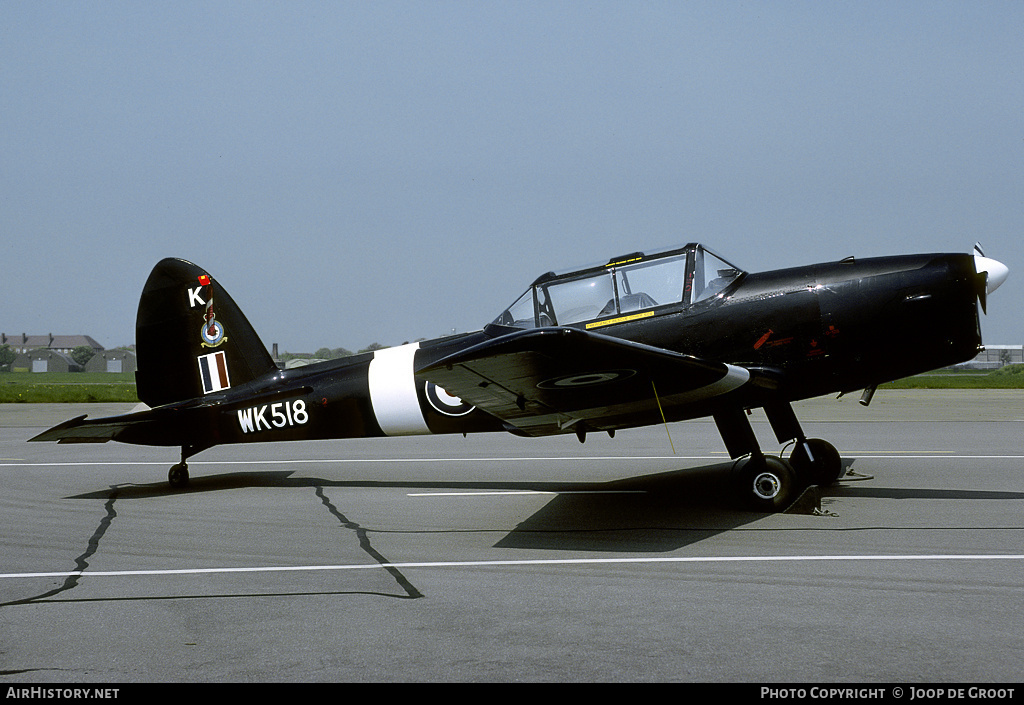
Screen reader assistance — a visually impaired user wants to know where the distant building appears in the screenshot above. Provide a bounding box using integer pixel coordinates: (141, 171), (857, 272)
(1, 333), (104, 356)
(1, 333), (109, 372)
(961, 345), (1024, 370)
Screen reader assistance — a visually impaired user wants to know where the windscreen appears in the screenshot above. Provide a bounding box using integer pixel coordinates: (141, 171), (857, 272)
(493, 289), (537, 328)
(692, 247), (742, 302)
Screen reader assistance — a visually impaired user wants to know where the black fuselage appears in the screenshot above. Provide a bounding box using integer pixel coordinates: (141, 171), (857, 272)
(114, 252), (980, 452)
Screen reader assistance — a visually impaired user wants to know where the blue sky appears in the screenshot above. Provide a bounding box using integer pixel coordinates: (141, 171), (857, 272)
(3, 1), (1021, 353)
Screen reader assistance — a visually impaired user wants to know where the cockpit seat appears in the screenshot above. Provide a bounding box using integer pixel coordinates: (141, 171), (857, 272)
(598, 292), (658, 317)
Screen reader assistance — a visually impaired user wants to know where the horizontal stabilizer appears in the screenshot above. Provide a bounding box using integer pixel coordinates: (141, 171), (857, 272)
(29, 385), (314, 447)
(29, 413), (143, 444)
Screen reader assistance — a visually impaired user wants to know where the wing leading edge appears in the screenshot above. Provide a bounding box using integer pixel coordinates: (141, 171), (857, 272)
(419, 326), (751, 437)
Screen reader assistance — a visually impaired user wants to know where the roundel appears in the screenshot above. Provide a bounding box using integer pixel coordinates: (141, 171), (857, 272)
(425, 381), (475, 416)
(536, 369), (636, 389)
(200, 320), (227, 347)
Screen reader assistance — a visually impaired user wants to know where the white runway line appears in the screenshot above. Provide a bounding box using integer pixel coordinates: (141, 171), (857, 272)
(407, 490), (646, 496)
(4, 553), (1024, 580)
(2, 456), (686, 467)
(5, 454), (1024, 469)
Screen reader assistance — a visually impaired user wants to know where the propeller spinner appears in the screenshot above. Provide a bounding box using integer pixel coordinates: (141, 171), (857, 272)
(972, 243), (1009, 314)
(974, 243), (1009, 295)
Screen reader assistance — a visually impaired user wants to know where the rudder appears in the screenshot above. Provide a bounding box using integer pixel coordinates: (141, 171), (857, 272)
(135, 258), (277, 407)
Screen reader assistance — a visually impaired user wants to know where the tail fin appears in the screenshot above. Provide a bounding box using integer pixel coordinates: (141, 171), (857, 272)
(135, 258), (277, 407)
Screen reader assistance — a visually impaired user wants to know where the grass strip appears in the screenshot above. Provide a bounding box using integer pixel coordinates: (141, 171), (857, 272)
(3, 365), (1024, 402)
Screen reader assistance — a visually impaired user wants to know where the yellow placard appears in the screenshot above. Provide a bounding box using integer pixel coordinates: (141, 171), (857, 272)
(585, 310), (655, 329)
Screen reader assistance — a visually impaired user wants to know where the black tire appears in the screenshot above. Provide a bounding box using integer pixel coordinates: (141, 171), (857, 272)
(168, 463), (190, 488)
(734, 455), (796, 512)
(789, 438), (843, 486)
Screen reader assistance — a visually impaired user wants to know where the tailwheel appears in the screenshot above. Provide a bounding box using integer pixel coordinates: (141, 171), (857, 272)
(734, 454), (796, 512)
(788, 438), (843, 486)
(168, 462), (190, 488)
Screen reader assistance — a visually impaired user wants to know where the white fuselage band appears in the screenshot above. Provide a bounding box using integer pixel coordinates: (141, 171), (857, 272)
(368, 343), (430, 436)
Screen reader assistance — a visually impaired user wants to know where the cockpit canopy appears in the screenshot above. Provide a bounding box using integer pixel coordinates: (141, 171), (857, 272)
(493, 243), (744, 330)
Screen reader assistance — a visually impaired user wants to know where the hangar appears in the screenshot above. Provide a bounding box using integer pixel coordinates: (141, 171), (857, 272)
(84, 349), (138, 374)
(25, 349), (80, 373)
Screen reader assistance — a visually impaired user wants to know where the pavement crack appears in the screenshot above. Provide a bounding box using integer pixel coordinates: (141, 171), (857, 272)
(1, 489), (118, 607)
(314, 485), (423, 599)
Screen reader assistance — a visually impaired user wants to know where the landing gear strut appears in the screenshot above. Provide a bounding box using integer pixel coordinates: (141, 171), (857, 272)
(714, 402), (842, 511)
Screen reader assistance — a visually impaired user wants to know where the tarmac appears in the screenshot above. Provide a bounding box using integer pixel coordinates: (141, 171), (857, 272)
(1, 390), (1022, 682)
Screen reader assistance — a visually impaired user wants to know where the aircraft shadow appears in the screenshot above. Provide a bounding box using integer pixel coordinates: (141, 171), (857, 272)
(68, 460), (765, 553)
(66, 463), (739, 502)
(60, 457), (1024, 559)
(61, 457), (1024, 559)
(494, 463), (754, 552)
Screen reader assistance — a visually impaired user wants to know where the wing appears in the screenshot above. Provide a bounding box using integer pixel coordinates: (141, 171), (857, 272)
(419, 326), (751, 437)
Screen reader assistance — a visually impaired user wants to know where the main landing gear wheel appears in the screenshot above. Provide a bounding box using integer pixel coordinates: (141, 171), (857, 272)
(168, 462), (190, 488)
(734, 455), (796, 512)
(788, 438), (843, 486)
